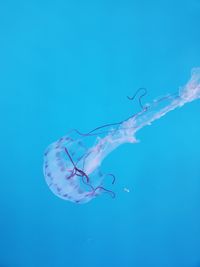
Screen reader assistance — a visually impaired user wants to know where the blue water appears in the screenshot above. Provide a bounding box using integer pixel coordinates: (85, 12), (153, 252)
(1, 1), (200, 266)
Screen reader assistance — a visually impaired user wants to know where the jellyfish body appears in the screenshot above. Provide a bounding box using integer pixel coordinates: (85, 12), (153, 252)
(43, 68), (200, 204)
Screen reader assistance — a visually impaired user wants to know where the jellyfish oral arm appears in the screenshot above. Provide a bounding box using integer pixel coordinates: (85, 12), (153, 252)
(81, 130), (137, 175)
(82, 68), (200, 175)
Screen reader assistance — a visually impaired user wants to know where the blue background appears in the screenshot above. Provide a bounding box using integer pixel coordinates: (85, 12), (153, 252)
(0, 0), (200, 266)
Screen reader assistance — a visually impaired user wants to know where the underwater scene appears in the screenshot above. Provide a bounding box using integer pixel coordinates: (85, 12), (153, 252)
(1, 0), (200, 267)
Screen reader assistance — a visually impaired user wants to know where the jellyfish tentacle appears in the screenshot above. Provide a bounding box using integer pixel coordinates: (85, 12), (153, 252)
(104, 173), (116, 184)
(74, 121), (122, 137)
(94, 186), (115, 198)
(64, 147), (76, 167)
(127, 87), (147, 110)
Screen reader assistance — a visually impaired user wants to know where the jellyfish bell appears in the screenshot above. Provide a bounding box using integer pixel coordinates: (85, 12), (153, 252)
(43, 132), (115, 204)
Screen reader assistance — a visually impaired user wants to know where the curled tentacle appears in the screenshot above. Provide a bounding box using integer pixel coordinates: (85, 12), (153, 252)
(94, 186), (116, 198)
(127, 87), (147, 110)
(105, 173), (116, 185)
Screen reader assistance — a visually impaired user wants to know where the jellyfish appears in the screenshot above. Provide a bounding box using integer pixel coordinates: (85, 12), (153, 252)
(43, 68), (200, 204)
